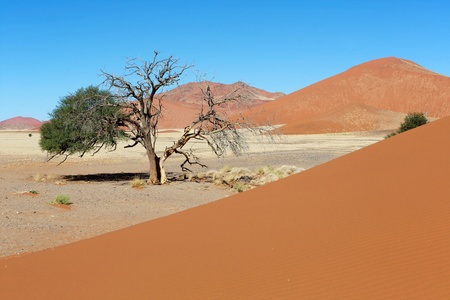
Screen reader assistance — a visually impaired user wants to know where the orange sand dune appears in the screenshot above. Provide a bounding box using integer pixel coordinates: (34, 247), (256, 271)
(1, 117), (449, 299)
(246, 57), (450, 126)
(280, 103), (406, 134)
(158, 81), (284, 104)
(157, 81), (284, 128)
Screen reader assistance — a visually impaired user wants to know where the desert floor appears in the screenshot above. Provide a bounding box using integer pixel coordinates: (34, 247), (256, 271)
(0, 130), (385, 257)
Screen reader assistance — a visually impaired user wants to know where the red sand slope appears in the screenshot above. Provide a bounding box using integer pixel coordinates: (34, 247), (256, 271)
(245, 57), (450, 126)
(280, 103), (406, 134)
(0, 116), (44, 131)
(1, 117), (449, 299)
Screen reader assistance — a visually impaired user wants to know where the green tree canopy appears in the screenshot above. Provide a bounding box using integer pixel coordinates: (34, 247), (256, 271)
(398, 112), (429, 133)
(40, 86), (126, 162)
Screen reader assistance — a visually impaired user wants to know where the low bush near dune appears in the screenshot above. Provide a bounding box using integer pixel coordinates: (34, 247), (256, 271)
(385, 112), (428, 139)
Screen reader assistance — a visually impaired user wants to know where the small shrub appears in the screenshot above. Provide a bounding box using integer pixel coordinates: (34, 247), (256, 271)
(384, 131), (397, 139)
(265, 173), (280, 183)
(206, 170), (216, 176)
(29, 190), (38, 194)
(200, 164), (302, 191)
(273, 165), (303, 179)
(33, 173), (60, 182)
(235, 175), (253, 183)
(220, 164), (232, 173)
(385, 112), (428, 139)
(48, 194), (70, 205)
(46, 174), (58, 181)
(230, 167), (251, 175)
(196, 173), (206, 180)
(213, 172), (224, 182)
(233, 182), (244, 193)
(255, 166), (265, 175)
(55, 194), (70, 205)
(33, 173), (45, 182)
(223, 174), (235, 185)
(278, 165), (302, 174)
(185, 173), (194, 181)
(399, 112), (428, 132)
(213, 179), (224, 185)
(130, 176), (145, 189)
(255, 165), (275, 176)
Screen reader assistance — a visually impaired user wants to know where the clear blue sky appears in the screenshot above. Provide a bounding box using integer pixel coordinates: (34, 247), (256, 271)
(1, 0), (449, 121)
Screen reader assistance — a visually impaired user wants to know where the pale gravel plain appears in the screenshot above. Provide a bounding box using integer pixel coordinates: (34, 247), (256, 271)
(0, 130), (385, 257)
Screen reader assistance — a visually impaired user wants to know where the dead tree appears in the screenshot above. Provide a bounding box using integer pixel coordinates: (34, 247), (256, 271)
(101, 52), (271, 184)
(101, 52), (192, 184)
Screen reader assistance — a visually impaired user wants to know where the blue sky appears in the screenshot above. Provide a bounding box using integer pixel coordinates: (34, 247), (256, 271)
(0, 0), (449, 121)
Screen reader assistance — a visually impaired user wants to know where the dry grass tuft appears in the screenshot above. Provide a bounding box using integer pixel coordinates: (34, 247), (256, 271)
(33, 173), (62, 183)
(194, 165), (303, 192)
(46, 174), (59, 181)
(220, 164), (232, 173)
(130, 177), (146, 189)
(33, 173), (46, 183)
(184, 173), (194, 181)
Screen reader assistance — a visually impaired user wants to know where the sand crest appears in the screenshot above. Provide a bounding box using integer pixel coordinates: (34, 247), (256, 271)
(1, 117), (449, 299)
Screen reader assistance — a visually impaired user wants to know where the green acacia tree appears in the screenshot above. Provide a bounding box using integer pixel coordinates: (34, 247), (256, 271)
(40, 86), (126, 163)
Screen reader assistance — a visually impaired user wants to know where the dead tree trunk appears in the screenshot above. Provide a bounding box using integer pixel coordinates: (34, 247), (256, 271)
(101, 51), (192, 184)
(144, 140), (161, 184)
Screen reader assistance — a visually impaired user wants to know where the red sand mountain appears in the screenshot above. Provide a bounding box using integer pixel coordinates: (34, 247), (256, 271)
(1, 117), (449, 299)
(157, 81), (285, 128)
(158, 81), (285, 104)
(280, 103), (406, 134)
(0, 116), (44, 131)
(246, 57), (450, 131)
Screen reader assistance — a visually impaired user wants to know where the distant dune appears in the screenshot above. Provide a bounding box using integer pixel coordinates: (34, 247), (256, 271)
(158, 81), (285, 104)
(246, 57), (449, 134)
(1, 116), (449, 299)
(157, 81), (285, 128)
(0, 116), (44, 131)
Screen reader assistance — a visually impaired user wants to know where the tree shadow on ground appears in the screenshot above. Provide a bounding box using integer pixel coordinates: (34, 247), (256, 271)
(62, 172), (183, 183)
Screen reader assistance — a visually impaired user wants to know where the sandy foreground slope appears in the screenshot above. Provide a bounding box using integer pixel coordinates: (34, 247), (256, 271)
(1, 117), (449, 299)
(0, 131), (383, 258)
